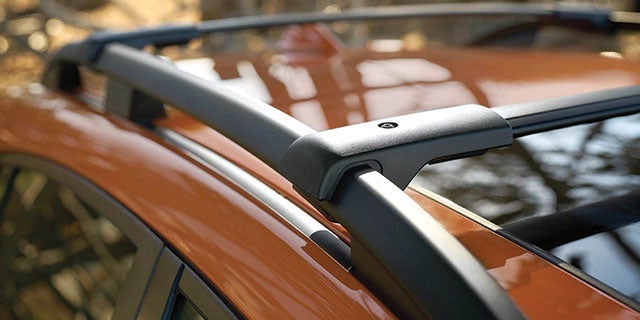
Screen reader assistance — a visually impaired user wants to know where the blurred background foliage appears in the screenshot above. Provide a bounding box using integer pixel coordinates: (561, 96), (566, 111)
(2, 0), (640, 88)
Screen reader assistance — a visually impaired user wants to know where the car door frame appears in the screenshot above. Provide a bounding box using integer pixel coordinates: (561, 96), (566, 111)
(0, 153), (164, 319)
(137, 248), (240, 320)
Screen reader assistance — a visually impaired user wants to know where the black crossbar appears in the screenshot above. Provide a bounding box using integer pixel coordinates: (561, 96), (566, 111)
(494, 86), (640, 138)
(504, 190), (640, 250)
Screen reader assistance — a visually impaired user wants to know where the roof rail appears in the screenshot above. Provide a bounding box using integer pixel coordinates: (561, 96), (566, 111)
(41, 8), (640, 319)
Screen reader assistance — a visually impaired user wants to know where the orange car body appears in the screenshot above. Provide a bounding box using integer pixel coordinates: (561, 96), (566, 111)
(1, 15), (640, 320)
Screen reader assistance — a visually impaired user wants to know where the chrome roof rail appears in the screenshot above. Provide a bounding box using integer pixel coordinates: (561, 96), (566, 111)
(40, 7), (640, 318)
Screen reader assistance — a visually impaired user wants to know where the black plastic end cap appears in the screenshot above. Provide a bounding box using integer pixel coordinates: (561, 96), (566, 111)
(279, 105), (513, 201)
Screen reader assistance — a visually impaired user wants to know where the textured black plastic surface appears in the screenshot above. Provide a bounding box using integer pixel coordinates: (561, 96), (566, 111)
(41, 26), (198, 92)
(317, 168), (525, 319)
(96, 44), (314, 168)
(504, 190), (640, 250)
(494, 86), (640, 137)
(280, 104), (513, 200)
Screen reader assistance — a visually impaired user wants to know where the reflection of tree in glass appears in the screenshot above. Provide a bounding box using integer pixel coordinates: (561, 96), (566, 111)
(0, 169), (136, 320)
(414, 114), (640, 225)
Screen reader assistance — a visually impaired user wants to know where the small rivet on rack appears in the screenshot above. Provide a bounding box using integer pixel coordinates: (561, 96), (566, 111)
(378, 122), (398, 129)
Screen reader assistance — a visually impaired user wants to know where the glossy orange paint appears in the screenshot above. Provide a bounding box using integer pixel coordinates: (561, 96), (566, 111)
(407, 186), (640, 319)
(0, 87), (394, 319)
(184, 44), (640, 130)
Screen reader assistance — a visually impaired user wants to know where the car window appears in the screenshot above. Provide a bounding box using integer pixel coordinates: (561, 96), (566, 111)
(170, 294), (206, 320)
(414, 113), (640, 303)
(0, 168), (137, 320)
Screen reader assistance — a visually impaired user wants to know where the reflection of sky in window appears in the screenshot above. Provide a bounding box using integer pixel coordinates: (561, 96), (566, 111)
(520, 123), (590, 153)
(519, 114), (640, 206)
(552, 223), (640, 302)
(413, 155), (556, 220)
(604, 115), (640, 139)
(414, 114), (639, 221)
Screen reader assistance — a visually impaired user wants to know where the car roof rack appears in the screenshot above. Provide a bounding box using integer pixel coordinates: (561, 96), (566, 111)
(503, 190), (640, 251)
(41, 4), (640, 319)
(42, 2), (640, 92)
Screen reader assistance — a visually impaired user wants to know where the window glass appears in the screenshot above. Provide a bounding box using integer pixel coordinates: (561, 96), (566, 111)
(413, 114), (640, 302)
(415, 114), (640, 223)
(0, 168), (137, 320)
(170, 294), (206, 320)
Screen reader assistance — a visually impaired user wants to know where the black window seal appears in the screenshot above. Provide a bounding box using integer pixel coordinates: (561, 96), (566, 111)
(177, 264), (239, 320)
(137, 248), (183, 320)
(0, 167), (20, 220)
(137, 248), (241, 320)
(0, 153), (164, 319)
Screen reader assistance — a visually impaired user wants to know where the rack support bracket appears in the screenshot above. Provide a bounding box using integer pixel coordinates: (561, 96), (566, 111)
(279, 104), (513, 200)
